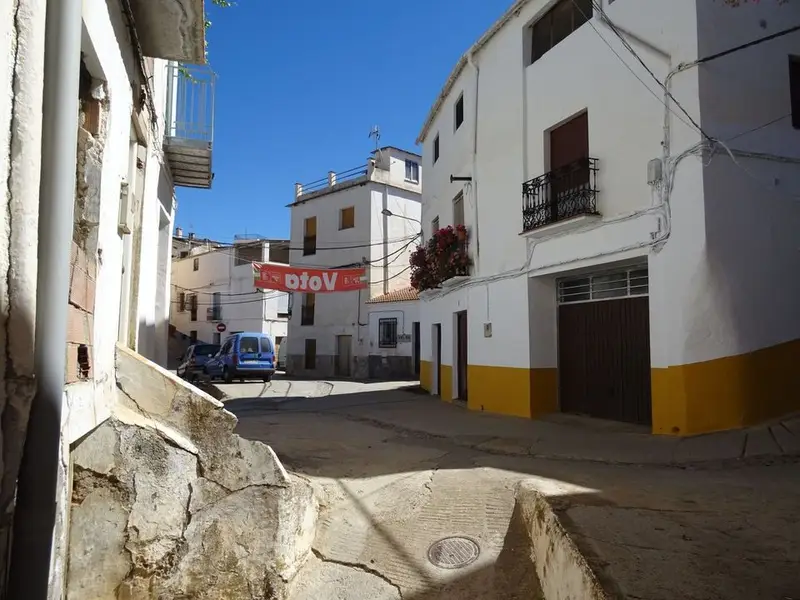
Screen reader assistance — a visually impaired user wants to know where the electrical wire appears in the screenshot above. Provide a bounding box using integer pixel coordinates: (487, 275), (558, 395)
(570, 0), (700, 133)
(725, 113), (791, 142)
(582, 0), (710, 139)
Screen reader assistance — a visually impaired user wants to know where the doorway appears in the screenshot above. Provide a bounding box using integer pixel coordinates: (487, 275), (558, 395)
(433, 324), (442, 395)
(412, 322), (420, 376)
(456, 311), (468, 402)
(336, 335), (352, 377)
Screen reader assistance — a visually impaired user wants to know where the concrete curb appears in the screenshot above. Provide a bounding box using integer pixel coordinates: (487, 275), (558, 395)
(515, 481), (612, 600)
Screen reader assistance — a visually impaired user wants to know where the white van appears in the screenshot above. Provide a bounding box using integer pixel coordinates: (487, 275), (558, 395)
(277, 340), (287, 371)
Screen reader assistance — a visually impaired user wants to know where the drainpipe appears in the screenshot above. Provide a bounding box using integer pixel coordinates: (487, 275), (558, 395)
(8, 0), (82, 596)
(466, 51), (480, 273)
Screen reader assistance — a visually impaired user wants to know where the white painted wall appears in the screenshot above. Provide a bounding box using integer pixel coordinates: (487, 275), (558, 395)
(367, 300), (419, 358)
(170, 241), (289, 344)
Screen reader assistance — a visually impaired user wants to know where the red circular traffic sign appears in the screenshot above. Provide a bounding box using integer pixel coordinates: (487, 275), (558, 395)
(216, 323), (227, 333)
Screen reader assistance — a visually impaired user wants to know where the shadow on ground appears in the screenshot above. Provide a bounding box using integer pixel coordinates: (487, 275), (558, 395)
(225, 384), (800, 600)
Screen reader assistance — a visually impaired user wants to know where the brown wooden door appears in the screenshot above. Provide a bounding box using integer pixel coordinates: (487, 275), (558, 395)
(456, 311), (468, 402)
(434, 324), (442, 395)
(549, 112), (589, 221)
(558, 296), (651, 425)
(336, 335), (352, 377)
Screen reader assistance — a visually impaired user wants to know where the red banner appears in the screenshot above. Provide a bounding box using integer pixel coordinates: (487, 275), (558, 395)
(254, 263), (367, 293)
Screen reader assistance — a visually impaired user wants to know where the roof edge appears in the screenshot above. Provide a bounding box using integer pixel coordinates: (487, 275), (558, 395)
(416, 0), (533, 145)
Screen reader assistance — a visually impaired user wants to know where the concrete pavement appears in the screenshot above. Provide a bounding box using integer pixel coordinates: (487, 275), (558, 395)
(219, 377), (800, 599)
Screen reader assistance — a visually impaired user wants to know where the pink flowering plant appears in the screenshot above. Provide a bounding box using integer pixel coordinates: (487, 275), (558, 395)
(410, 225), (471, 292)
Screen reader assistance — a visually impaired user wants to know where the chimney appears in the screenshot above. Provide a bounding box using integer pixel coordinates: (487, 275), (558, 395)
(175, 226), (183, 237)
(295, 183), (303, 198)
(188, 232), (195, 240)
(328, 171), (336, 187)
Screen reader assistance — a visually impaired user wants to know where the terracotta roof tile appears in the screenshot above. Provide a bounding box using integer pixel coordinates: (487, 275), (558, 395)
(366, 286), (419, 304)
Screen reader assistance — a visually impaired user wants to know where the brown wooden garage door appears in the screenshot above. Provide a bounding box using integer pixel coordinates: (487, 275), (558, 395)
(558, 269), (652, 426)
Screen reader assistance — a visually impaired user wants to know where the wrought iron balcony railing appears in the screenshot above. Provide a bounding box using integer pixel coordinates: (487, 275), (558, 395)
(522, 157), (599, 233)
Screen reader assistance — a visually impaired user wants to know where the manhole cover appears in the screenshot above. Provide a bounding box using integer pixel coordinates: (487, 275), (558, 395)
(427, 536), (480, 569)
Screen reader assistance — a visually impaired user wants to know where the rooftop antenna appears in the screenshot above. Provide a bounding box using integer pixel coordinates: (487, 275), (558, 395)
(369, 125), (384, 166)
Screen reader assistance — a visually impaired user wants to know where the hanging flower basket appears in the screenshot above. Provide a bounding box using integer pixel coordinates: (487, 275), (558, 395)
(409, 225), (471, 292)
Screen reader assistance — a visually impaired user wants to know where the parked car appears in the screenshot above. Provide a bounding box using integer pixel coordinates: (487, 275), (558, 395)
(277, 339), (287, 371)
(177, 343), (220, 382)
(204, 332), (276, 383)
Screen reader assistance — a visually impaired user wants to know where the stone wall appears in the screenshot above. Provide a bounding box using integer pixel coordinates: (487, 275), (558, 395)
(67, 344), (317, 599)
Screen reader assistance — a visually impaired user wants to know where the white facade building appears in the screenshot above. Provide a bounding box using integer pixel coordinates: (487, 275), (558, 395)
(286, 147), (422, 378)
(365, 286), (421, 379)
(0, 0), (212, 593)
(416, 0), (800, 436)
(170, 236), (290, 350)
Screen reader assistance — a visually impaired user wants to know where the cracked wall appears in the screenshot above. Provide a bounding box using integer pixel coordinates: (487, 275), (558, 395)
(0, 0), (46, 594)
(66, 345), (318, 600)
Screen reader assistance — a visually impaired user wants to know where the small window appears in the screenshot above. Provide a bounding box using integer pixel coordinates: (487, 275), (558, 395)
(180, 250), (188, 258)
(301, 293), (315, 326)
(239, 336), (260, 354)
(431, 216), (440, 237)
(189, 294), (198, 322)
(193, 257), (199, 271)
(453, 193), (465, 227)
(304, 339), (317, 369)
(213, 332), (221, 345)
(455, 94), (464, 130)
(379, 318), (398, 348)
(190, 330), (198, 343)
(530, 0), (592, 65)
(303, 217), (317, 256)
(405, 160), (420, 183)
(790, 56), (800, 129)
(433, 134), (440, 164)
(340, 206), (355, 230)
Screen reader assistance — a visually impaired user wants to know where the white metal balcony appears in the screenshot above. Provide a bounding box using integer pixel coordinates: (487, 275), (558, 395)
(164, 63), (215, 189)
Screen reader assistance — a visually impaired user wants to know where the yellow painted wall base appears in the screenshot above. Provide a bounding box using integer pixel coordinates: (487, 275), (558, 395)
(420, 360), (432, 392)
(461, 365), (558, 419)
(652, 337), (800, 436)
(530, 368), (559, 417)
(440, 365), (453, 402)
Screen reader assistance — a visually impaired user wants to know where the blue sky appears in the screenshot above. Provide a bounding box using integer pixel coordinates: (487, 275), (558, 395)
(174, 0), (511, 242)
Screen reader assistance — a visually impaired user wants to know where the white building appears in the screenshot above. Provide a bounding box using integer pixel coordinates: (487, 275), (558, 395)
(0, 0), (213, 593)
(416, 0), (800, 436)
(365, 286), (421, 379)
(170, 235), (290, 350)
(286, 147), (423, 378)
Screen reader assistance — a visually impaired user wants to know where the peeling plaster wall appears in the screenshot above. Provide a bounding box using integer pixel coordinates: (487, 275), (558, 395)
(0, 0), (46, 592)
(66, 345), (318, 600)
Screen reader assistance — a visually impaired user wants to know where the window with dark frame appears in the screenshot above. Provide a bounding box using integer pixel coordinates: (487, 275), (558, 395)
(303, 216), (317, 256)
(405, 160), (420, 183)
(179, 292), (186, 312)
(340, 206), (355, 230)
(304, 338), (317, 369)
(189, 294), (198, 322)
(431, 216), (439, 237)
(790, 56), (800, 129)
(530, 0), (592, 65)
(453, 192), (465, 226)
(378, 318), (398, 348)
(433, 134), (440, 164)
(193, 257), (199, 271)
(455, 94), (465, 130)
(301, 293), (315, 326)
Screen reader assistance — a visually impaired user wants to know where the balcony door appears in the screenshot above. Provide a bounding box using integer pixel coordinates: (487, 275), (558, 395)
(549, 112), (589, 221)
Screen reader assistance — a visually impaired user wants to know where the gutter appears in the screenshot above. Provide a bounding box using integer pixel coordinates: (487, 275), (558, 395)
(8, 0), (82, 596)
(467, 51), (481, 270)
